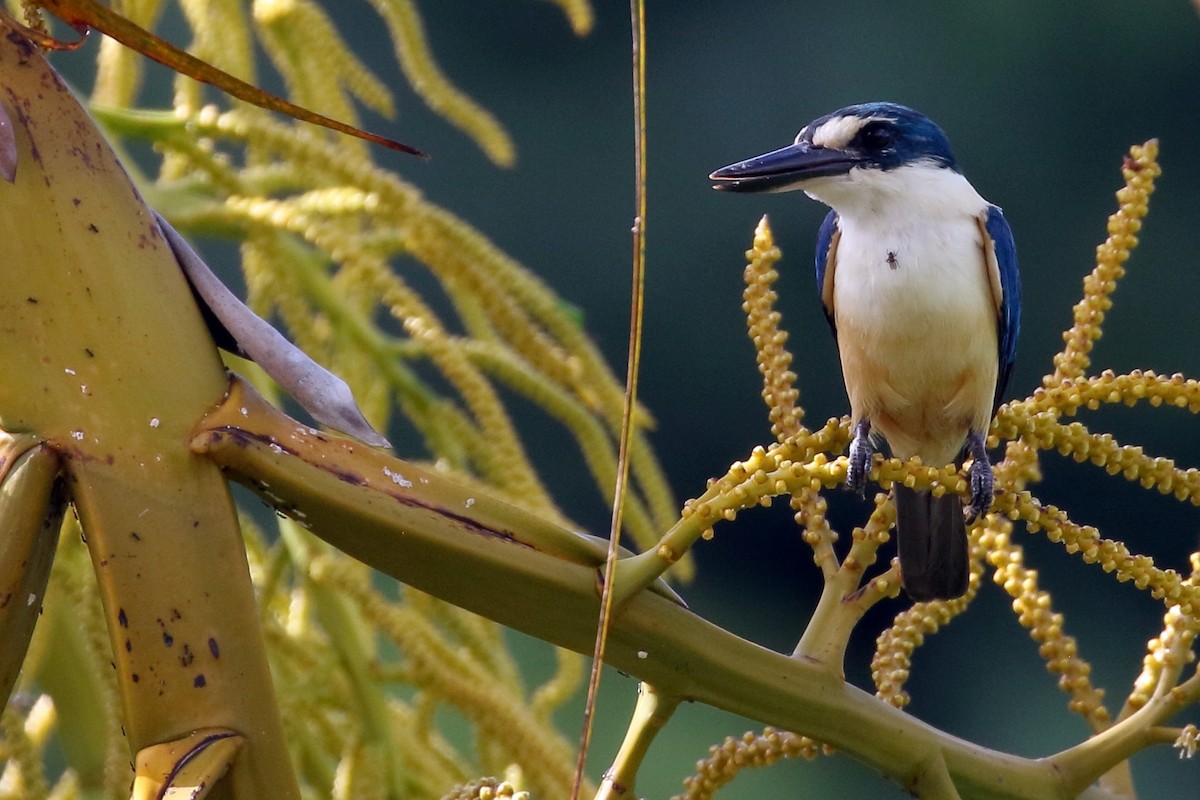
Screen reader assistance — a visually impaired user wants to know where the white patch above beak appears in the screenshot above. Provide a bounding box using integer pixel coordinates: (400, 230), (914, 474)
(809, 115), (893, 150)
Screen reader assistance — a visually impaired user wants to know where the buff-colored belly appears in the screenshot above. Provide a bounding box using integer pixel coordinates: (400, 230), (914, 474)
(832, 223), (998, 466)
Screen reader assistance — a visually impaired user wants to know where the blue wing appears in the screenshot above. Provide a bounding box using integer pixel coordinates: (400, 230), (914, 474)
(814, 209), (840, 336)
(983, 205), (1021, 410)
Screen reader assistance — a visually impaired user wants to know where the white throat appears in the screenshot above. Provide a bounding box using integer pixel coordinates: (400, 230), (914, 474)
(802, 162), (989, 223)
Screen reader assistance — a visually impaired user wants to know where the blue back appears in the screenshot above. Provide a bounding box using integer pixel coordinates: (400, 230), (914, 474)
(814, 210), (840, 333)
(984, 205), (1020, 409)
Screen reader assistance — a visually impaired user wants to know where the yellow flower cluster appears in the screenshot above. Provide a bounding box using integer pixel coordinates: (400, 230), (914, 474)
(871, 562), (978, 709)
(440, 777), (531, 800)
(675, 420), (851, 538)
(674, 728), (824, 800)
(980, 515), (1111, 728)
(1049, 140), (1159, 384)
(1125, 605), (1196, 712)
(1002, 490), (1194, 611)
(0, 699), (51, 799)
(306, 551), (582, 799)
(742, 215), (802, 441)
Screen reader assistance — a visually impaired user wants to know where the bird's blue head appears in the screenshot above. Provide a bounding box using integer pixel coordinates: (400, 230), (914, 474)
(710, 102), (958, 194)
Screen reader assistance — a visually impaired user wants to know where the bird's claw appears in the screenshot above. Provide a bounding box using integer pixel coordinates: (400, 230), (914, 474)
(846, 420), (873, 498)
(965, 431), (993, 523)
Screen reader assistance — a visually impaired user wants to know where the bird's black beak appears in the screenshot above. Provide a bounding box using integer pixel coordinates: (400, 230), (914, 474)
(710, 141), (859, 193)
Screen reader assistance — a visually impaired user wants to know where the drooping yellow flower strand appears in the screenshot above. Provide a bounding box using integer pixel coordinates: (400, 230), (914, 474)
(0, 703), (49, 800)
(871, 553), (980, 709)
(997, 489), (1196, 614)
(1037, 420), (1200, 501)
(980, 516), (1111, 729)
(254, 0), (395, 148)
(841, 493), (903, 603)
(91, 0), (168, 108)
(309, 556), (581, 800)
(673, 728), (824, 800)
(1049, 140), (1160, 385)
(367, 0), (516, 166)
(1125, 555), (1200, 724)
(792, 485), (838, 578)
(676, 425), (853, 544)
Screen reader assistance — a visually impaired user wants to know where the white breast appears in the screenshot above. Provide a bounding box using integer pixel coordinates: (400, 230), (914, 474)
(810, 165), (1000, 465)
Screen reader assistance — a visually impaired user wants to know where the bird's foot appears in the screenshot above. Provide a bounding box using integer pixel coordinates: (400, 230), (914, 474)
(965, 430), (993, 523)
(846, 419), (873, 498)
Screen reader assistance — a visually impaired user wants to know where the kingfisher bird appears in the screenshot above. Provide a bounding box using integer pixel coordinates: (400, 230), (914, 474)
(710, 102), (1020, 601)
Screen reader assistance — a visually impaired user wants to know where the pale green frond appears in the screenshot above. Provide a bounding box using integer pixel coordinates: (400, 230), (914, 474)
(366, 0), (516, 166)
(177, 0), (255, 81)
(253, 0), (395, 138)
(91, 0), (166, 107)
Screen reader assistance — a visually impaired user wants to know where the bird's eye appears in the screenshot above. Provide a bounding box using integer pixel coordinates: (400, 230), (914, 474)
(857, 123), (894, 151)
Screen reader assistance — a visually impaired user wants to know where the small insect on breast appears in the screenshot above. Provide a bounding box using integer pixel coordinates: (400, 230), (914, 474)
(886, 250), (899, 269)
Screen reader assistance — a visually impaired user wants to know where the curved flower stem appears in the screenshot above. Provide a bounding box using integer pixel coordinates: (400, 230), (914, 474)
(594, 683), (681, 800)
(911, 753), (962, 800)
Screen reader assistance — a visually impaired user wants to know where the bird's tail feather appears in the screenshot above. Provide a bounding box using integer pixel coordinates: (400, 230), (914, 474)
(893, 486), (968, 601)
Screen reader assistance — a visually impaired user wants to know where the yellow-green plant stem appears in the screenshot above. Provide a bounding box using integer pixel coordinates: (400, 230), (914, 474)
(608, 451), (848, 609)
(0, 16), (297, 795)
(792, 577), (865, 670)
(794, 497), (902, 668)
(910, 754), (962, 800)
(194, 377), (679, 602)
(0, 441), (62, 703)
(192, 380), (1123, 800)
(27, 524), (114, 796)
(595, 683), (680, 800)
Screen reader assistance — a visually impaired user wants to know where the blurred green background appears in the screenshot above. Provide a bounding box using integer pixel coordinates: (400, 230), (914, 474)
(340, 1), (1200, 797)
(71, 0), (1200, 796)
